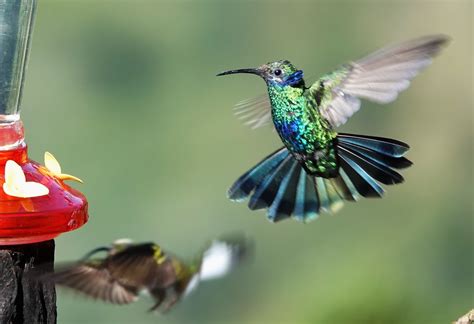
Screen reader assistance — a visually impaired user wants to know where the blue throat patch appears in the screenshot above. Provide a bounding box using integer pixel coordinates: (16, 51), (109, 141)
(283, 70), (304, 86)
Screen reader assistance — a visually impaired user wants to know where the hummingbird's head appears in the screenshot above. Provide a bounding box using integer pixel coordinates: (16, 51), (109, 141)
(217, 60), (304, 87)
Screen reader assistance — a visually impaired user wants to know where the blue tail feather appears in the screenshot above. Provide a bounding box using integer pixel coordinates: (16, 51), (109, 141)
(338, 146), (405, 185)
(338, 133), (409, 157)
(301, 176), (319, 222)
(293, 174), (320, 222)
(293, 171), (307, 219)
(315, 177), (330, 212)
(228, 133), (411, 222)
(339, 141), (412, 170)
(268, 162), (300, 222)
(328, 175), (357, 201)
(248, 155), (293, 210)
(322, 178), (345, 211)
(339, 153), (385, 197)
(228, 148), (288, 201)
(338, 169), (361, 200)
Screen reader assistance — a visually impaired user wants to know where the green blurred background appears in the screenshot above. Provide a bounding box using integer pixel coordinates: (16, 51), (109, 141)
(21, 0), (472, 323)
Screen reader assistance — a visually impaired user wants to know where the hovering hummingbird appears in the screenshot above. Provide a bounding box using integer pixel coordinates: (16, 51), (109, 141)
(217, 35), (449, 223)
(35, 236), (250, 313)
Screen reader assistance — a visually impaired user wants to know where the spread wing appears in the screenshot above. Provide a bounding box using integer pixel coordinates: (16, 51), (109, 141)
(37, 243), (179, 304)
(309, 35), (449, 127)
(107, 243), (179, 289)
(199, 234), (252, 281)
(42, 261), (138, 304)
(233, 94), (272, 129)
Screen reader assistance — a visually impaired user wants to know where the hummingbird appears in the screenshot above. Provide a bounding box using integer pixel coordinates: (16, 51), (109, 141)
(217, 35), (449, 223)
(35, 236), (251, 313)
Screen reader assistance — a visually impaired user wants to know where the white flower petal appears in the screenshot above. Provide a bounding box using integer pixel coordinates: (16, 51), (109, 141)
(44, 151), (62, 174)
(44, 152), (83, 183)
(20, 182), (49, 198)
(4, 160), (26, 185)
(3, 181), (49, 198)
(3, 160), (49, 198)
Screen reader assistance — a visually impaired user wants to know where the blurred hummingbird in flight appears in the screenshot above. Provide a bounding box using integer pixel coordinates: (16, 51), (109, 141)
(217, 35), (449, 223)
(35, 236), (251, 313)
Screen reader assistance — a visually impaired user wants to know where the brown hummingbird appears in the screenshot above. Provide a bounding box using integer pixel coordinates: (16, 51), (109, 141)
(36, 236), (251, 313)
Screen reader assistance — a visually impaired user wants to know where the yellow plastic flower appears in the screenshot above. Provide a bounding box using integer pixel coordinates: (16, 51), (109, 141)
(44, 152), (83, 183)
(3, 160), (49, 198)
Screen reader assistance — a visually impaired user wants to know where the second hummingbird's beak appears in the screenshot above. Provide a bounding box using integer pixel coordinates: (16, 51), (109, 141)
(216, 68), (261, 77)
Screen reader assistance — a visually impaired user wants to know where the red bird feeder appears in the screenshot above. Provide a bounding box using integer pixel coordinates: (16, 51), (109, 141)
(0, 0), (88, 245)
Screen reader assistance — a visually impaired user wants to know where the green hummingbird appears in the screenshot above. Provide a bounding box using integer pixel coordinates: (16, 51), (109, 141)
(36, 236), (250, 313)
(217, 35), (449, 223)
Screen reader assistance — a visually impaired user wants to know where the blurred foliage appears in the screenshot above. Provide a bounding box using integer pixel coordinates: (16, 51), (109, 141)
(19, 0), (472, 323)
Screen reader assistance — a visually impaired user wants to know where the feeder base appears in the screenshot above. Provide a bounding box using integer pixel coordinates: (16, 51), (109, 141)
(0, 234), (58, 246)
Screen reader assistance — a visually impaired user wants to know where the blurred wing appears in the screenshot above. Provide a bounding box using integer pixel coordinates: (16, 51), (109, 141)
(199, 236), (251, 281)
(107, 243), (176, 289)
(309, 35), (449, 127)
(44, 262), (138, 304)
(233, 94), (272, 129)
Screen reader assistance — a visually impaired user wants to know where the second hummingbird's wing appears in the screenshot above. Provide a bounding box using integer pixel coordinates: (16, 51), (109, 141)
(107, 243), (179, 289)
(309, 35), (449, 127)
(233, 94), (272, 129)
(198, 235), (251, 281)
(42, 261), (139, 304)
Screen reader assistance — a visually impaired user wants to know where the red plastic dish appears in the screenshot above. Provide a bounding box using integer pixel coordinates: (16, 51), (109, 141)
(0, 122), (88, 245)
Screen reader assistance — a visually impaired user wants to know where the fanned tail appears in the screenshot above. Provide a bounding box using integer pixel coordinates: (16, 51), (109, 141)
(228, 133), (412, 222)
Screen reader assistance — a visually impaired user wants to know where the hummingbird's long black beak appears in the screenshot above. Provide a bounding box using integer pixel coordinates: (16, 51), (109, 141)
(216, 68), (261, 77)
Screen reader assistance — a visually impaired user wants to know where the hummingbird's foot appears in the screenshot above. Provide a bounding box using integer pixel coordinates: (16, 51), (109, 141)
(161, 295), (179, 313)
(148, 289), (166, 313)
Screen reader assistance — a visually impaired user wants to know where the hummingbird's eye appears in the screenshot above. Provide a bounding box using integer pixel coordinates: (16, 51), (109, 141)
(274, 69), (282, 76)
